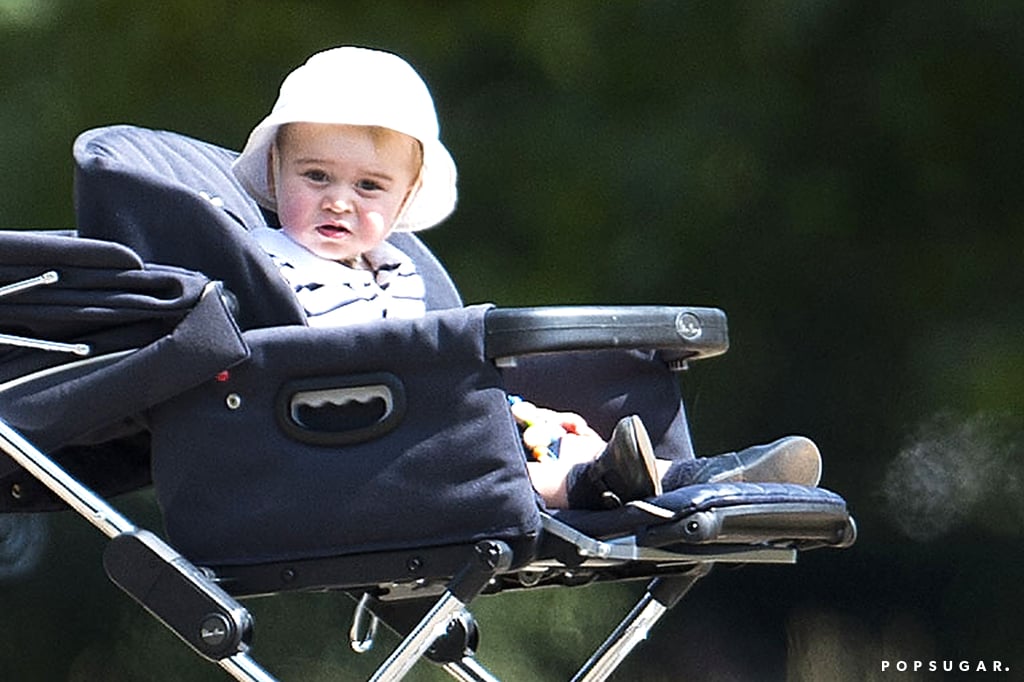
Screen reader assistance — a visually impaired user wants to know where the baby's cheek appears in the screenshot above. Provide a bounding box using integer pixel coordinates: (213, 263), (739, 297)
(276, 205), (303, 233)
(364, 211), (387, 233)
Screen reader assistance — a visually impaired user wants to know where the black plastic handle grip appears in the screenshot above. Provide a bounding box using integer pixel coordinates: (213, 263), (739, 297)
(484, 305), (728, 364)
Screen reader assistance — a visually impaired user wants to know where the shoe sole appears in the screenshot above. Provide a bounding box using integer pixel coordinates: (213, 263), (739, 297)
(628, 415), (663, 497)
(708, 436), (822, 486)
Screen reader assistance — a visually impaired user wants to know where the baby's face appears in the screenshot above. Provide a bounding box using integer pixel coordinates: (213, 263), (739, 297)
(270, 123), (421, 265)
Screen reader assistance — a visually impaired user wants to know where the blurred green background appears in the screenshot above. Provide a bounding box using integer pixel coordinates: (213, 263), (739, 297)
(2, 1), (1023, 679)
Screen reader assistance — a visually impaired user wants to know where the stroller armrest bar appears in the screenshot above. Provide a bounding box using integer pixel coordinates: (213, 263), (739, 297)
(484, 305), (729, 365)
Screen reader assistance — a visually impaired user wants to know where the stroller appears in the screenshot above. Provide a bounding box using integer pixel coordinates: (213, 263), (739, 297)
(0, 125), (855, 681)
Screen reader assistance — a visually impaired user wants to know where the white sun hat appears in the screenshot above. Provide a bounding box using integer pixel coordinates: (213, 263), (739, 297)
(232, 46), (457, 232)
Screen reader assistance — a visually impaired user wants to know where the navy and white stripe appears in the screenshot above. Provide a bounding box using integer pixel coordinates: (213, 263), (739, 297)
(253, 227), (426, 327)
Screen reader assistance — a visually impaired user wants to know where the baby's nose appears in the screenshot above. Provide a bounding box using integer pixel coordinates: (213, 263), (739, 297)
(324, 191), (356, 213)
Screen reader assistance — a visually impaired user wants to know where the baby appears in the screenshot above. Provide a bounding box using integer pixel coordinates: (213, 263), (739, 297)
(233, 46), (669, 509)
(233, 46), (822, 509)
(233, 47), (453, 326)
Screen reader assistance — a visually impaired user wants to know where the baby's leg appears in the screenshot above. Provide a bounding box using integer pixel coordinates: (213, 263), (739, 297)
(526, 460), (574, 509)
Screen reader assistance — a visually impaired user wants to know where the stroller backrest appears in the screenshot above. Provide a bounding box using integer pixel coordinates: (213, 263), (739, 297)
(73, 125), (463, 330)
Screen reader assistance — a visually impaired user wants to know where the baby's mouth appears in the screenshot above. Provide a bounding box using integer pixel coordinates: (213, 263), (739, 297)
(316, 224), (352, 239)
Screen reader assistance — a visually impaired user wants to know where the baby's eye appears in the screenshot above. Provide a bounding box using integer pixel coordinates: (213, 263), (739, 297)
(356, 179), (385, 192)
(302, 169), (330, 183)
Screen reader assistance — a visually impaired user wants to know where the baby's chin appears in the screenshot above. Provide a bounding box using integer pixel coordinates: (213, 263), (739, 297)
(291, 234), (360, 263)
(314, 245), (365, 265)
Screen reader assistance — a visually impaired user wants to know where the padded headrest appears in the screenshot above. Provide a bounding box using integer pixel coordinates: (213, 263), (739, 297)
(76, 125), (271, 231)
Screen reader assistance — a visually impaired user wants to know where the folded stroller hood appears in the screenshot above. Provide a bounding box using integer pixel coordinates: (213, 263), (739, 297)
(0, 231), (250, 504)
(1, 231), (209, 357)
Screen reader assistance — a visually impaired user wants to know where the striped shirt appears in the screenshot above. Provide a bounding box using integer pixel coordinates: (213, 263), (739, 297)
(253, 228), (426, 327)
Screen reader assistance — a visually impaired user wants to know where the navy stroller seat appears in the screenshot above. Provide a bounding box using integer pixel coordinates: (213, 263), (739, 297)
(0, 125), (855, 682)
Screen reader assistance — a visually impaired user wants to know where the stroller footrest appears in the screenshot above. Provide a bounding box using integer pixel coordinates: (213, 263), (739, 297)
(103, 530), (254, 661)
(552, 482), (856, 549)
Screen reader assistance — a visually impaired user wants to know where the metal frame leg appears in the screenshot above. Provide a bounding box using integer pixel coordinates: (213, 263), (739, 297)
(219, 655), (281, 682)
(351, 592), (502, 682)
(0, 418), (278, 682)
(442, 656), (501, 682)
(571, 565), (713, 682)
(369, 592), (472, 682)
(368, 541), (512, 682)
(0, 418), (134, 538)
